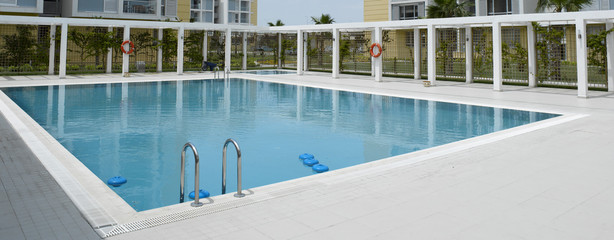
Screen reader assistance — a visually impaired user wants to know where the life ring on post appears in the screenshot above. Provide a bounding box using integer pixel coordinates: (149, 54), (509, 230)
(370, 43), (382, 58)
(121, 40), (135, 54)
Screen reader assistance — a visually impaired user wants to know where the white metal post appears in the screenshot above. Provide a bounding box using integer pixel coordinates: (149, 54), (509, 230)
(492, 21), (502, 91)
(297, 29), (303, 75)
(427, 24), (436, 85)
(414, 28), (421, 79)
(527, 23), (537, 87)
(242, 32), (247, 70)
(576, 18), (588, 98)
(122, 25), (130, 77)
(225, 28), (232, 71)
(278, 33), (282, 69)
(465, 26), (473, 83)
(332, 28), (340, 79)
(106, 27), (113, 73)
(203, 30), (208, 62)
(59, 23), (68, 79)
(157, 28), (163, 73)
(48, 25), (56, 75)
(177, 26), (184, 75)
(606, 21), (614, 92)
(371, 30), (375, 76)
(374, 27), (383, 82)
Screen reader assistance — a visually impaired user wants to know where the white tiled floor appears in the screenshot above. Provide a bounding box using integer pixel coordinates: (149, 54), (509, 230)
(1, 71), (614, 239)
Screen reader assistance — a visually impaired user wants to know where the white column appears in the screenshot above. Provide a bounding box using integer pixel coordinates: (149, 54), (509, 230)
(427, 24), (436, 85)
(297, 30), (303, 75)
(203, 30), (208, 62)
(371, 30), (375, 76)
(414, 28), (421, 79)
(606, 21), (614, 92)
(157, 28), (163, 72)
(242, 32), (247, 70)
(106, 27), (113, 73)
(222, 0), (229, 24)
(527, 23), (537, 87)
(332, 28), (340, 79)
(225, 28), (232, 71)
(373, 27), (383, 82)
(48, 25), (56, 75)
(177, 26), (184, 75)
(492, 21), (502, 91)
(465, 26), (473, 83)
(59, 23), (68, 79)
(303, 32), (308, 72)
(122, 25), (130, 77)
(278, 33), (282, 69)
(576, 18), (588, 98)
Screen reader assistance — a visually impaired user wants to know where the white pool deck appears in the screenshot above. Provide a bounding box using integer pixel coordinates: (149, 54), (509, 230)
(1, 71), (613, 239)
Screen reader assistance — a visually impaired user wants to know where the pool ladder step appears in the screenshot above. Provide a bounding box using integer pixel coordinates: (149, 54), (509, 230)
(179, 138), (244, 207)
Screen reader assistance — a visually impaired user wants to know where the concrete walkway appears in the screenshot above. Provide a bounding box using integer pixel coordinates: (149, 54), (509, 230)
(1, 71), (613, 239)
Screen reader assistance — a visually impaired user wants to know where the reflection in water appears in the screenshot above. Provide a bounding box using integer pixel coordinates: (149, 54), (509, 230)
(2, 79), (559, 211)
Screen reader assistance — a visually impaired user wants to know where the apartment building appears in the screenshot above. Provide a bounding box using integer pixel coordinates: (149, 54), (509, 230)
(0, 0), (257, 25)
(365, 0), (614, 22)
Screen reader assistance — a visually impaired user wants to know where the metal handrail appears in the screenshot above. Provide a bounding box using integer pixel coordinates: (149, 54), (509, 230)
(222, 138), (245, 198)
(180, 142), (204, 207)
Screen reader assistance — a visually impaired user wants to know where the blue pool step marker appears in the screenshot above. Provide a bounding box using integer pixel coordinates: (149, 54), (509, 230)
(303, 158), (319, 166)
(189, 189), (210, 199)
(107, 176), (127, 187)
(312, 164), (329, 173)
(299, 153), (314, 160)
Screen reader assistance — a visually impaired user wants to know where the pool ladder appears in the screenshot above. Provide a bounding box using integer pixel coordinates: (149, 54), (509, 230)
(213, 66), (230, 80)
(179, 139), (244, 207)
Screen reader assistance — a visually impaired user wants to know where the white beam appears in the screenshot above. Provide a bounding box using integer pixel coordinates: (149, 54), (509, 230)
(177, 26), (184, 75)
(297, 29), (303, 75)
(606, 21), (614, 92)
(59, 23), (67, 79)
(427, 24), (436, 85)
(332, 28), (340, 78)
(414, 28), (421, 79)
(492, 21), (502, 91)
(225, 28), (232, 71)
(527, 23), (537, 87)
(106, 27), (113, 73)
(122, 25), (130, 77)
(576, 18), (588, 98)
(48, 25), (56, 75)
(465, 26), (473, 83)
(373, 27), (383, 82)
(242, 32), (247, 70)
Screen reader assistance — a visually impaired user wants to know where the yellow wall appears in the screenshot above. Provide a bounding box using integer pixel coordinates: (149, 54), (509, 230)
(364, 0), (388, 22)
(251, 0), (257, 26)
(177, 0), (191, 22)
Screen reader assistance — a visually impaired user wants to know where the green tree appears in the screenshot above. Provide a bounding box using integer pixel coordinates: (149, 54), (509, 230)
(587, 28), (614, 74)
(311, 14), (335, 25)
(1, 25), (38, 68)
(85, 28), (114, 67)
(310, 14), (335, 69)
(268, 20), (285, 67)
(536, 0), (594, 12)
(67, 28), (89, 63)
(426, 0), (473, 18)
(267, 20), (284, 27)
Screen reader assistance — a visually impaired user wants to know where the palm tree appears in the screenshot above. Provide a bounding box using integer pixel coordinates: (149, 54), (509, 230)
(426, 0), (473, 18)
(267, 20), (284, 26)
(311, 14), (335, 25)
(536, 0), (594, 12)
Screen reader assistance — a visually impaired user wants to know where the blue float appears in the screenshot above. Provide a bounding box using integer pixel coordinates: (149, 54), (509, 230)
(189, 189), (210, 199)
(107, 176), (127, 187)
(299, 153), (314, 160)
(312, 164), (329, 173)
(303, 158), (319, 166)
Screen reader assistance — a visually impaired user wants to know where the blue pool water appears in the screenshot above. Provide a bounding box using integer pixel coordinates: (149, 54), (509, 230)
(2, 79), (559, 211)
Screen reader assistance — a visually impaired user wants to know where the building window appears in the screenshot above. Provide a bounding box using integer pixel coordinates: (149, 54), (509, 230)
(191, 0), (214, 23)
(487, 0), (512, 15)
(123, 0), (155, 14)
(0, 0), (17, 6)
(399, 5), (419, 20)
(227, 0), (251, 25)
(392, 3), (424, 21)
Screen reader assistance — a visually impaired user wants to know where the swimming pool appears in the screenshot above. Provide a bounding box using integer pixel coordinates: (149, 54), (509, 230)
(2, 79), (559, 211)
(238, 70), (295, 75)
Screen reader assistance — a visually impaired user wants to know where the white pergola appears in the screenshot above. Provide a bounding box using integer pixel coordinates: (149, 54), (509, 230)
(1, 10), (614, 97)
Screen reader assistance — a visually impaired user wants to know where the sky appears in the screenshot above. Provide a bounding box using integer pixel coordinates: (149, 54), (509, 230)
(257, 0), (364, 26)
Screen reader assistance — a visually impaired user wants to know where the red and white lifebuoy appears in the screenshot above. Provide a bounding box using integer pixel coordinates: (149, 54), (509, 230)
(370, 43), (382, 58)
(121, 40), (135, 54)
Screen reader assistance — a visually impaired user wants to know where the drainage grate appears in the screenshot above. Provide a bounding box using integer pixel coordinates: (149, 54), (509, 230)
(104, 198), (258, 237)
